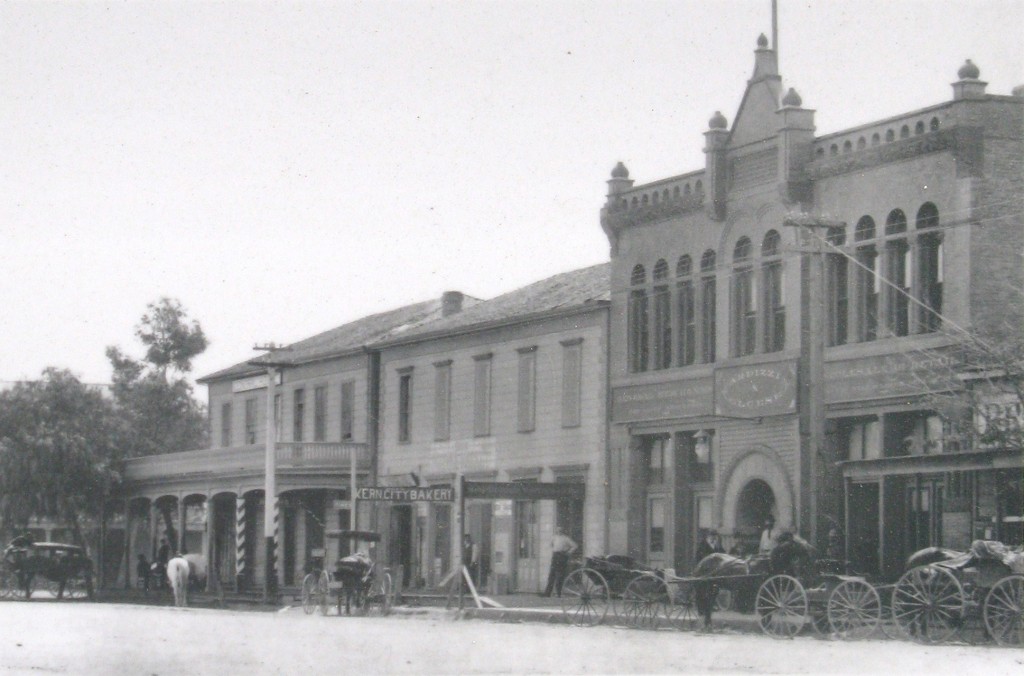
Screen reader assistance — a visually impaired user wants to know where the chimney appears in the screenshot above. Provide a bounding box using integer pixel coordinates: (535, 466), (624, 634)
(441, 291), (464, 317)
(776, 87), (815, 205)
(704, 111), (729, 221)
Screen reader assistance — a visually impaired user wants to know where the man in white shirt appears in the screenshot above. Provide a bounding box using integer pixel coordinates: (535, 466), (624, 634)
(759, 515), (777, 554)
(542, 526), (578, 597)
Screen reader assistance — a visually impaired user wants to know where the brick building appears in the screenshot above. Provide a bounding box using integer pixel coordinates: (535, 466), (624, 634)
(601, 37), (1023, 578)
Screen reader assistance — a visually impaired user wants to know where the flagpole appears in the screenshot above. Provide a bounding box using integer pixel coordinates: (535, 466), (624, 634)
(772, 0), (779, 63)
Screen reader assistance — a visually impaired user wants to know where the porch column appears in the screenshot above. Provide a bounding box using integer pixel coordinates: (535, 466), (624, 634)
(202, 496), (212, 591)
(124, 500), (132, 590)
(236, 494), (247, 591)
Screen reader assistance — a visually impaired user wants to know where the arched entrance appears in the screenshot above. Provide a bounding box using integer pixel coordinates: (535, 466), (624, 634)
(736, 479), (776, 535)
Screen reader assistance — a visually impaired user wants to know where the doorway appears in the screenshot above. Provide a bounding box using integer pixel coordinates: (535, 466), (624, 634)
(514, 500), (539, 592)
(389, 505), (413, 588)
(736, 479), (776, 536)
(849, 482), (880, 576)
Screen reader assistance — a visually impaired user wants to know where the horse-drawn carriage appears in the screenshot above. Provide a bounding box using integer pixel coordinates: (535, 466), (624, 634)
(0, 541), (94, 600)
(300, 530), (392, 617)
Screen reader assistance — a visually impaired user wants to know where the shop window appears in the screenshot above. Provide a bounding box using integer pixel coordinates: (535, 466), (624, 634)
(845, 417), (880, 460)
(761, 230), (785, 353)
(433, 361), (451, 441)
(648, 498), (665, 555)
(854, 217), (878, 342)
(220, 402), (232, 447)
(313, 385), (327, 442)
(646, 437), (668, 485)
(340, 380), (354, 441)
(688, 430), (714, 482)
(398, 370), (412, 443)
(825, 226), (849, 346)
(700, 250), (716, 363)
(473, 354), (492, 437)
(517, 347), (536, 433)
(676, 256), (696, 366)
(652, 259), (671, 370)
(628, 264), (649, 373)
(916, 203), (942, 333)
(292, 389), (304, 442)
(732, 237), (756, 357)
(561, 339), (582, 428)
(884, 210), (910, 337)
(244, 397), (257, 445)
(884, 411), (933, 457)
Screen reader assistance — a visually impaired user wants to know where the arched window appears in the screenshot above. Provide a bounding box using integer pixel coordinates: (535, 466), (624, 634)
(700, 250), (717, 363)
(695, 180), (703, 195)
(871, 133), (881, 146)
(916, 203), (942, 333)
(843, 140), (852, 154)
(761, 230), (785, 353)
(900, 125), (910, 139)
(652, 259), (671, 370)
(857, 137), (867, 150)
(930, 117), (940, 132)
(884, 209), (910, 337)
(676, 256), (696, 366)
(915, 121), (925, 135)
(886, 129), (895, 142)
(628, 264), (649, 373)
(830, 144), (839, 156)
(732, 238), (756, 357)
(825, 226), (849, 346)
(854, 216), (879, 341)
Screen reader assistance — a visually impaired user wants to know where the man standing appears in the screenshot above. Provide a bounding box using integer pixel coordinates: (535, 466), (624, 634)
(541, 526), (577, 597)
(694, 529), (725, 630)
(759, 515), (777, 555)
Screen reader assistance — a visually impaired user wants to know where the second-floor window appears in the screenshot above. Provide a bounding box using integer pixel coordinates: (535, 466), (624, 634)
(732, 237), (756, 357)
(826, 226), (849, 346)
(854, 216), (879, 342)
(398, 369), (412, 443)
(884, 209), (911, 337)
(473, 354), (492, 436)
(340, 380), (354, 441)
(561, 339), (582, 428)
(434, 361), (452, 441)
(220, 402), (232, 447)
(517, 347), (537, 433)
(761, 230), (785, 353)
(628, 264), (649, 373)
(244, 398), (257, 445)
(313, 385), (327, 442)
(676, 256), (696, 366)
(916, 203), (943, 333)
(652, 260), (671, 370)
(293, 388), (305, 442)
(700, 250), (717, 363)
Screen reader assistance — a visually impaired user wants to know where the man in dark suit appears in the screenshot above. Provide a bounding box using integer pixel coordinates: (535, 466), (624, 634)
(694, 528), (725, 630)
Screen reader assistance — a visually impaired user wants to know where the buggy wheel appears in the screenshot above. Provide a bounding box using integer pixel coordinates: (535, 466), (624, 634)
(63, 576), (89, 600)
(666, 581), (698, 630)
(560, 568), (611, 627)
(301, 573), (318, 614)
(891, 565), (965, 644)
(621, 573), (670, 630)
(756, 575), (808, 638)
(375, 572), (392, 616)
(316, 571), (330, 616)
(828, 580), (881, 640)
(984, 575), (1024, 647)
(0, 566), (13, 599)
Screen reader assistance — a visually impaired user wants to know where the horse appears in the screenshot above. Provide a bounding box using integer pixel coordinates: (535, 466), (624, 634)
(183, 554), (207, 591)
(167, 557), (190, 607)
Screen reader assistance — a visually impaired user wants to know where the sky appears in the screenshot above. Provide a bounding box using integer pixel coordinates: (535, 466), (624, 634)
(2, 0), (1022, 387)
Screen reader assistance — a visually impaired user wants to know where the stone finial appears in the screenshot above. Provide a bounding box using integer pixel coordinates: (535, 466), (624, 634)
(709, 111), (728, 130)
(781, 88), (803, 107)
(958, 59), (980, 80)
(611, 161), (629, 179)
(757, 33), (769, 48)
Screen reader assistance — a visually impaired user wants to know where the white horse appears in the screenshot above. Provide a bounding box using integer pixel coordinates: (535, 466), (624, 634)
(167, 556), (190, 607)
(183, 554), (207, 590)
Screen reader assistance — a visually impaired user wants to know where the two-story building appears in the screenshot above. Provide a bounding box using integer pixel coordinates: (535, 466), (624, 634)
(601, 36), (1023, 578)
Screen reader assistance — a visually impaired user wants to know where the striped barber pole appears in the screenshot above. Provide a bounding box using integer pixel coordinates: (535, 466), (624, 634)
(235, 496), (246, 583)
(271, 495), (280, 577)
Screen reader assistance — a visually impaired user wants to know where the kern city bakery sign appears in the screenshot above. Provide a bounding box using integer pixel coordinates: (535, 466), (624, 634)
(715, 361), (797, 418)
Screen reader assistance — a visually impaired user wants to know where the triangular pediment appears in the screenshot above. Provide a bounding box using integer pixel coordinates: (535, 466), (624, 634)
(729, 74), (783, 148)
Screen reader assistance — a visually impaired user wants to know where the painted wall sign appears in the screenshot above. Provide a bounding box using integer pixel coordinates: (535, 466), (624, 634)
(825, 351), (957, 404)
(355, 485), (454, 502)
(611, 378), (714, 422)
(463, 481), (585, 501)
(232, 372), (283, 393)
(715, 362), (797, 417)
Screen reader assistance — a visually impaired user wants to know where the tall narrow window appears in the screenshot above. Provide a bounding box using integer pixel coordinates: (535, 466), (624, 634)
(732, 237), (756, 356)
(652, 259), (671, 370)
(826, 226), (849, 346)
(473, 354), (492, 437)
(855, 217), (878, 342)
(700, 250), (717, 363)
(313, 385), (327, 442)
(292, 388), (305, 442)
(398, 369), (412, 443)
(244, 397), (257, 445)
(561, 339), (582, 428)
(917, 203), (942, 333)
(761, 230), (785, 353)
(885, 210), (910, 337)
(433, 361), (452, 441)
(220, 402), (232, 447)
(628, 264), (649, 373)
(340, 380), (354, 441)
(676, 256), (695, 366)
(517, 347), (537, 433)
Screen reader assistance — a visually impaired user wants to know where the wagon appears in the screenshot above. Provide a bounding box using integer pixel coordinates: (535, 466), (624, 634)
(0, 542), (94, 600)
(890, 540), (1024, 646)
(320, 530), (392, 617)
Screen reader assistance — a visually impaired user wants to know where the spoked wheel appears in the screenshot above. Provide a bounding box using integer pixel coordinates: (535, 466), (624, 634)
(0, 566), (15, 599)
(301, 573), (318, 615)
(64, 576), (90, 600)
(984, 575), (1024, 647)
(756, 575), (808, 638)
(365, 572), (392, 616)
(891, 565), (965, 644)
(621, 573), (670, 630)
(828, 579), (882, 640)
(316, 571), (330, 616)
(47, 578), (64, 599)
(560, 568), (612, 627)
(665, 581), (699, 630)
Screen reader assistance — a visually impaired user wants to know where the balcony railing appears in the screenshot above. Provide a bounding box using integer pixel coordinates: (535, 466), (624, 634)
(125, 442), (370, 483)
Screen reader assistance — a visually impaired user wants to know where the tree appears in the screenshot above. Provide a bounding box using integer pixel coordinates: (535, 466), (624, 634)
(106, 298), (209, 457)
(0, 369), (124, 544)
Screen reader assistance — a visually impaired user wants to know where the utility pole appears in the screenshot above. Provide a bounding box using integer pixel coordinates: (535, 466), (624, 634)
(252, 343), (290, 602)
(785, 214), (842, 548)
